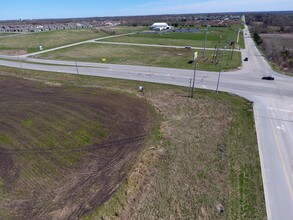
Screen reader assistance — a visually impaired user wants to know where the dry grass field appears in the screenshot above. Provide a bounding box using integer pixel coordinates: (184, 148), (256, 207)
(259, 33), (293, 75)
(89, 89), (266, 220)
(260, 33), (293, 50)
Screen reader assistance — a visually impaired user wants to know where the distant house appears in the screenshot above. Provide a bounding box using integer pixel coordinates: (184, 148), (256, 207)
(150, 22), (172, 31)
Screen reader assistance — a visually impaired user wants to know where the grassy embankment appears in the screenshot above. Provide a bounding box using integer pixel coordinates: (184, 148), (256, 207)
(0, 66), (266, 219)
(86, 87), (266, 220)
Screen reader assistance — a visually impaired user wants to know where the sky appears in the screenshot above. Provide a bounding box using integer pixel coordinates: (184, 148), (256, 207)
(1, 0), (292, 20)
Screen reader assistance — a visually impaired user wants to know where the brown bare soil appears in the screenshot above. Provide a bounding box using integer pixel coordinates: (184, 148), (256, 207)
(0, 50), (27, 56)
(0, 76), (155, 219)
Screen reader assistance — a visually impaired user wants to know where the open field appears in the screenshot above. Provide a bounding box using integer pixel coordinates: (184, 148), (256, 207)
(0, 73), (155, 219)
(108, 26), (148, 34)
(260, 33), (293, 50)
(0, 29), (111, 54)
(259, 33), (293, 75)
(35, 43), (241, 71)
(0, 66), (265, 219)
(100, 25), (245, 49)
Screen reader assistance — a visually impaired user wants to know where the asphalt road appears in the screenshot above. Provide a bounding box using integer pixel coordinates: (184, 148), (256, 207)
(0, 24), (293, 220)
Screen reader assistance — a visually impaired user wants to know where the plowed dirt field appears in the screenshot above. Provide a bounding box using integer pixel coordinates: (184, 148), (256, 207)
(0, 76), (155, 219)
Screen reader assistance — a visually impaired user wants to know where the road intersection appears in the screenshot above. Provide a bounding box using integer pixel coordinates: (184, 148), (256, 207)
(0, 24), (292, 220)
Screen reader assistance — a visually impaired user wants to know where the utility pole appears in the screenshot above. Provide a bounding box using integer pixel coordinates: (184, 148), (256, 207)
(212, 45), (217, 63)
(75, 61), (79, 75)
(216, 48), (225, 93)
(191, 51), (198, 98)
(18, 56), (24, 74)
(189, 78), (192, 97)
(227, 46), (231, 65)
(214, 46), (219, 64)
(202, 25), (208, 58)
(230, 42), (235, 60)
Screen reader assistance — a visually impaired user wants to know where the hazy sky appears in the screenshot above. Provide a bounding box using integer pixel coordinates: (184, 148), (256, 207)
(1, 0), (292, 20)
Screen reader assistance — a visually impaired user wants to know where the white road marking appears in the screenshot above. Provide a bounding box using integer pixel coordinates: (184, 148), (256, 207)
(280, 109), (292, 113)
(267, 107), (292, 113)
(277, 125), (285, 131)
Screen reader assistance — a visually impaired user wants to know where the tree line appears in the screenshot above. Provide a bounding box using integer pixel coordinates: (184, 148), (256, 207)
(248, 12), (293, 74)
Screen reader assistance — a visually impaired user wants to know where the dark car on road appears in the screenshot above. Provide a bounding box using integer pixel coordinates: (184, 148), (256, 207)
(262, 76), (274, 80)
(244, 57), (248, 61)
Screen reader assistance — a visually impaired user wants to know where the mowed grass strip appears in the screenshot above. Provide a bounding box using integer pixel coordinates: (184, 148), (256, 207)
(0, 29), (110, 53)
(101, 25), (245, 49)
(35, 43), (241, 71)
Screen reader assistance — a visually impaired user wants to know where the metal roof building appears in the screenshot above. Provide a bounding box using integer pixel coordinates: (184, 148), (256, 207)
(150, 22), (170, 31)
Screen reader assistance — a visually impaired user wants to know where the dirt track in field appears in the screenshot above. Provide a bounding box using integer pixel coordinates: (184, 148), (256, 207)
(0, 77), (155, 219)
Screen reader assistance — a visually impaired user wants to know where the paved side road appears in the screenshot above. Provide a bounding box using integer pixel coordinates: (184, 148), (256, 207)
(92, 41), (221, 51)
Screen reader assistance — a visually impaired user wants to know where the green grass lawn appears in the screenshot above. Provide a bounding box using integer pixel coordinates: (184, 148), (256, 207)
(0, 29), (111, 53)
(35, 43), (241, 71)
(100, 25), (245, 49)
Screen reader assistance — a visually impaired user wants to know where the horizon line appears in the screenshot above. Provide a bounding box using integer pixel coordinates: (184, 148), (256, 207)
(0, 10), (292, 22)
